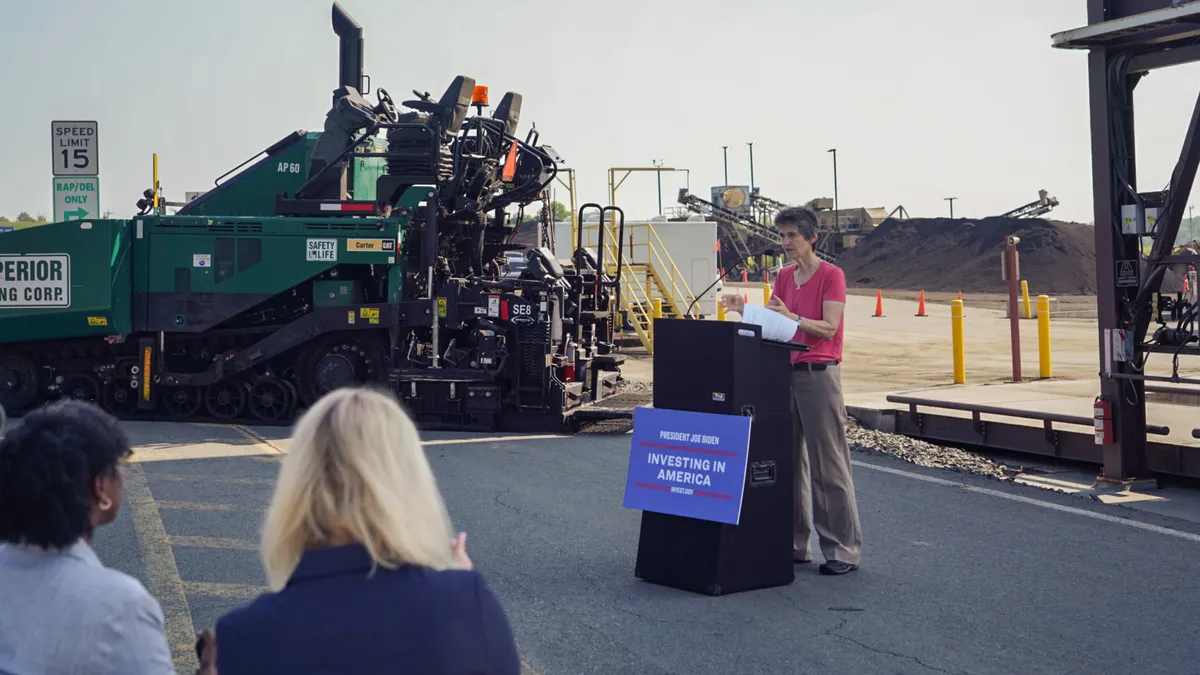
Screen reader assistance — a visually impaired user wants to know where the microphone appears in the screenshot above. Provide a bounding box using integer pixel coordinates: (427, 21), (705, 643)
(684, 248), (777, 319)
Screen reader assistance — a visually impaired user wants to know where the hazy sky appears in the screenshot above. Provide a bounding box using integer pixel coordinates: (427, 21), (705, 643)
(4, 0), (1200, 226)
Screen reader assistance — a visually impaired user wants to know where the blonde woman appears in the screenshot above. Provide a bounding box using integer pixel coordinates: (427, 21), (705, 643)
(196, 386), (520, 675)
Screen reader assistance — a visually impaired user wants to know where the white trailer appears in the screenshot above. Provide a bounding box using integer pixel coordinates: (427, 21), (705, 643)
(550, 215), (722, 318)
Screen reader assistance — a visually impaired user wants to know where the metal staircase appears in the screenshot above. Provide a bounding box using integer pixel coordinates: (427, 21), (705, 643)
(575, 216), (699, 354)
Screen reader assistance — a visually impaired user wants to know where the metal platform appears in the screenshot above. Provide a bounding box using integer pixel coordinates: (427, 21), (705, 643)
(880, 394), (1200, 479)
(1051, 2), (1200, 50)
(567, 390), (651, 424)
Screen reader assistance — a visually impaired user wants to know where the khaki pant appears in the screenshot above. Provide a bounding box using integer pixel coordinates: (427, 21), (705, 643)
(791, 364), (863, 565)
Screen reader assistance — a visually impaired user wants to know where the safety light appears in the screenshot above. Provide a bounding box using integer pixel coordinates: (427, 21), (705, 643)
(472, 85), (489, 106)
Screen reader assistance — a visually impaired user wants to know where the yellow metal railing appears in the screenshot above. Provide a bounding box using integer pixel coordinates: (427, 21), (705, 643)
(573, 219), (700, 353)
(581, 220), (698, 313)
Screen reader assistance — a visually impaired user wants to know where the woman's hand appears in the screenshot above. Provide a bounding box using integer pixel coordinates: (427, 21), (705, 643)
(452, 532), (473, 570)
(719, 294), (744, 314)
(195, 629), (217, 675)
(766, 297), (798, 322)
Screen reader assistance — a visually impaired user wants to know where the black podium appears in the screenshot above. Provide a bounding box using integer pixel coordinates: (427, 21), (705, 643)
(632, 317), (808, 596)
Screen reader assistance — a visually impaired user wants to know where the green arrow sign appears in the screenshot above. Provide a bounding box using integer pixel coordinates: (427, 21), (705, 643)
(53, 176), (100, 222)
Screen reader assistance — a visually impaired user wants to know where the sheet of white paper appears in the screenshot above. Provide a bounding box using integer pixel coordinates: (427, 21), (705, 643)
(740, 304), (801, 341)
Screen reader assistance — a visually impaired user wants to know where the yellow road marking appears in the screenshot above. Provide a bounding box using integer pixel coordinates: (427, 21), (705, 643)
(423, 434), (569, 446)
(1013, 474), (1087, 493)
(127, 430), (562, 464)
(123, 463), (198, 673)
(232, 425), (287, 453)
(169, 535), (259, 551)
(1021, 474), (1093, 490)
(183, 580), (270, 600)
(1013, 474), (1166, 503)
(1093, 487), (1165, 503)
(155, 500), (240, 511)
(149, 473), (276, 486)
(129, 443), (281, 463)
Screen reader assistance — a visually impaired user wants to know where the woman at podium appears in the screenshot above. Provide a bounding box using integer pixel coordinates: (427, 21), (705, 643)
(721, 205), (863, 576)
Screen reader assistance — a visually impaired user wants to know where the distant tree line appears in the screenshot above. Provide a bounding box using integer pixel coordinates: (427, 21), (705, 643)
(0, 212), (48, 223)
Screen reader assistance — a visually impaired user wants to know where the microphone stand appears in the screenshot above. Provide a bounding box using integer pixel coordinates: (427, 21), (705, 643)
(684, 248), (776, 319)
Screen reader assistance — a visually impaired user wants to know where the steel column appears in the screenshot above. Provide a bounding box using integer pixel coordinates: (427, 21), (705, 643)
(1088, 44), (1150, 480)
(1068, 0), (1200, 481)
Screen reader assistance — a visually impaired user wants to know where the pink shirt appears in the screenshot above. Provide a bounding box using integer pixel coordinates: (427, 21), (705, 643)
(771, 261), (846, 363)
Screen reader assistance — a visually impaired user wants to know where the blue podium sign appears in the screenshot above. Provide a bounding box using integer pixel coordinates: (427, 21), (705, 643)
(622, 406), (753, 525)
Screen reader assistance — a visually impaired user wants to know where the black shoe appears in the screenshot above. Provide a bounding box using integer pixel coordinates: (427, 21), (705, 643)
(819, 560), (858, 575)
(794, 557), (812, 564)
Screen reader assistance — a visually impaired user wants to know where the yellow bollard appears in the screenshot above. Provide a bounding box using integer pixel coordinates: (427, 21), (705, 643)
(717, 300), (726, 321)
(1021, 280), (1032, 319)
(951, 299), (965, 384)
(1037, 294), (1052, 378)
(762, 282), (771, 305)
(650, 298), (662, 344)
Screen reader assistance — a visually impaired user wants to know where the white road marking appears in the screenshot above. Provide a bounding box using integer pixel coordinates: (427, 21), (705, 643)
(852, 459), (1200, 544)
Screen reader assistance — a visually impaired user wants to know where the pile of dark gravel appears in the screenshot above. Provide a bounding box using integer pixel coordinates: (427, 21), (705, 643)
(838, 216), (1097, 295)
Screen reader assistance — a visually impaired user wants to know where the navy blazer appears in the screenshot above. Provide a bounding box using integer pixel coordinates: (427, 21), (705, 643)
(213, 544), (521, 675)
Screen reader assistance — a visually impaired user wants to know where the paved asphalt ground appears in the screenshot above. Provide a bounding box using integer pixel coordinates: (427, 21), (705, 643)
(88, 420), (1200, 675)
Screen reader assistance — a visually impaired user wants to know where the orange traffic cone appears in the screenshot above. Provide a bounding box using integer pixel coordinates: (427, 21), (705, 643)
(915, 290), (927, 317)
(872, 290), (885, 317)
(742, 268), (748, 282)
(957, 290), (963, 300)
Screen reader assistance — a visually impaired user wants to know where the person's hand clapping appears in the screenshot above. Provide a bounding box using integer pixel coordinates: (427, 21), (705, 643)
(719, 294), (744, 315)
(451, 532), (473, 570)
(766, 297), (797, 321)
(194, 629), (217, 675)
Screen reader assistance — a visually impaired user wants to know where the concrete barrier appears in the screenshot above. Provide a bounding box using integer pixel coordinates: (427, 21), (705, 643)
(847, 406), (898, 433)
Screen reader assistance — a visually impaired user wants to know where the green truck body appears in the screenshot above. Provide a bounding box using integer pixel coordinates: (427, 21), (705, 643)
(0, 136), (409, 342)
(0, 3), (625, 432)
(0, 219), (133, 343)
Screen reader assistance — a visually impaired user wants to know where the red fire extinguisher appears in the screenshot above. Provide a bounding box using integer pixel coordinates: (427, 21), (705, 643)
(1094, 396), (1113, 445)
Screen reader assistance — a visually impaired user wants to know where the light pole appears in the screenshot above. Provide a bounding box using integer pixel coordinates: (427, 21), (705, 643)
(747, 142), (755, 193)
(827, 148), (838, 230)
(722, 146), (728, 185)
(945, 197), (957, 218)
(651, 159), (664, 215)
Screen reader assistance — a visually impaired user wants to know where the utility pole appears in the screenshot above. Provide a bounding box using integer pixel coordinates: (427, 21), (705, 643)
(747, 142), (755, 193)
(722, 146), (728, 185)
(945, 197), (957, 218)
(652, 159), (664, 215)
(827, 148), (838, 230)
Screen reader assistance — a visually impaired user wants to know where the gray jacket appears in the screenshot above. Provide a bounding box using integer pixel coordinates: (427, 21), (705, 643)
(0, 539), (176, 675)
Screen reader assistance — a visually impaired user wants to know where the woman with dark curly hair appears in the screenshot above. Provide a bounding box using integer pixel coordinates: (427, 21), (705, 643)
(0, 399), (175, 675)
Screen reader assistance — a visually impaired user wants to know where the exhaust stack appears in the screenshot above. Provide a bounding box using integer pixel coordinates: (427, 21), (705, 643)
(332, 2), (364, 99)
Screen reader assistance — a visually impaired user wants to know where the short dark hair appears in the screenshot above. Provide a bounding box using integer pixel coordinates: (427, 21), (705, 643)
(0, 399), (132, 549)
(774, 206), (820, 240)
